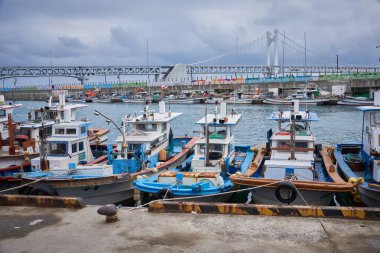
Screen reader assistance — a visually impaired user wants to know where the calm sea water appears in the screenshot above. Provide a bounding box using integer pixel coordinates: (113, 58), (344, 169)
(12, 101), (363, 146)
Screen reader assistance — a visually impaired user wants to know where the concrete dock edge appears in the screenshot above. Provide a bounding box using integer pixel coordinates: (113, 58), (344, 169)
(149, 201), (380, 220)
(0, 194), (85, 209)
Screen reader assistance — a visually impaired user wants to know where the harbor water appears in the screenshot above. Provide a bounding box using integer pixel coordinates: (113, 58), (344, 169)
(13, 101), (363, 146)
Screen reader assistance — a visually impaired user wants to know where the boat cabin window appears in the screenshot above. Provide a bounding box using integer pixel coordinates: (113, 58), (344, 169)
(374, 112), (380, 124)
(137, 123), (157, 132)
(0, 110), (6, 117)
(128, 143), (142, 151)
(277, 141), (309, 150)
(162, 123), (167, 132)
(45, 126), (53, 136)
(66, 128), (76, 135)
(199, 144), (224, 154)
(55, 128), (65, 134)
(48, 142), (67, 155)
(78, 141), (84, 151)
(72, 143), (78, 153)
(46, 111), (56, 120)
(209, 128), (227, 139)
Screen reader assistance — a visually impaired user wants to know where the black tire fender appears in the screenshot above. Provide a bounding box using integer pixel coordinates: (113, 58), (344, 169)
(30, 183), (59, 196)
(274, 181), (297, 204)
(156, 188), (173, 199)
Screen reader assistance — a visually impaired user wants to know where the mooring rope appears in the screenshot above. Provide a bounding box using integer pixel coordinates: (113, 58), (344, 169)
(117, 179), (289, 215)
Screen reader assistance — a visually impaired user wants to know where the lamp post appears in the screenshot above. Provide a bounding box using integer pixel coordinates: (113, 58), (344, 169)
(336, 55), (339, 75)
(94, 110), (127, 156)
(377, 45), (380, 63)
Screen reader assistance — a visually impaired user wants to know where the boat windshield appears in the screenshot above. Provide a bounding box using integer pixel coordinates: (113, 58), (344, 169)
(48, 142), (67, 156)
(136, 123), (157, 132)
(277, 141), (309, 151)
(0, 109), (6, 117)
(199, 144), (224, 154)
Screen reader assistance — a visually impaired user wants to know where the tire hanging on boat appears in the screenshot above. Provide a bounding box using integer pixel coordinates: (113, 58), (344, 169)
(274, 181), (297, 204)
(30, 183), (59, 196)
(156, 188), (174, 199)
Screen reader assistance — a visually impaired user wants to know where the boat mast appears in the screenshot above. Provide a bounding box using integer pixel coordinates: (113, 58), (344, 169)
(7, 113), (16, 155)
(39, 110), (49, 171)
(205, 105), (210, 167)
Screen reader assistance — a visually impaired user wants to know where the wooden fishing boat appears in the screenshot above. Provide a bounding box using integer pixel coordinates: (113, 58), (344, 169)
(334, 92), (380, 207)
(134, 102), (256, 202)
(19, 102), (198, 205)
(230, 100), (353, 205)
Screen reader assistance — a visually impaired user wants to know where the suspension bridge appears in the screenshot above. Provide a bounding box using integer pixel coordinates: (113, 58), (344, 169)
(1, 29), (379, 86)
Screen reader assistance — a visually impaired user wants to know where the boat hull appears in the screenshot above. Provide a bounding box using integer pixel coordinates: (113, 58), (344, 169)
(263, 98), (330, 105)
(250, 187), (334, 206)
(358, 184), (380, 207)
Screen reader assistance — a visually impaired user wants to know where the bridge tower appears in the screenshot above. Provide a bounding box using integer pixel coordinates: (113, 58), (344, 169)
(266, 29), (279, 67)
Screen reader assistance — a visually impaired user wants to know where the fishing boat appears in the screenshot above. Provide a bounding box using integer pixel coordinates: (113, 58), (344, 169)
(230, 100), (353, 205)
(19, 102), (198, 205)
(0, 97), (36, 186)
(337, 96), (374, 106)
(334, 91), (380, 207)
(134, 102), (255, 202)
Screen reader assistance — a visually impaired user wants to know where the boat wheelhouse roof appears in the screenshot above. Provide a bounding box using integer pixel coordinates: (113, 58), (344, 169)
(47, 104), (87, 111)
(196, 114), (241, 126)
(356, 106), (380, 112)
(126, 112), (182, 123)
(0, 103), (22, 110)
(268, 111), (319, 122)
(19, 120), (55, 128)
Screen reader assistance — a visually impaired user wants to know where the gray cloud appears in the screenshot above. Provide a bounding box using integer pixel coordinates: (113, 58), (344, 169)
(0, 0), (379, 68)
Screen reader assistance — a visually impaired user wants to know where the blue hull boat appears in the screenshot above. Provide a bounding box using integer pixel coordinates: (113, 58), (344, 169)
(134, 102), (255, 202)
(335, 144), (380, 207)
(134, 145), (255, 202)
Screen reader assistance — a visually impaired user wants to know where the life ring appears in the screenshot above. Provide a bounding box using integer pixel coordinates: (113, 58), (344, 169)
(274, 181), (297, 204)
(156, 188), (174, 199)
(30, 183), (59, 196)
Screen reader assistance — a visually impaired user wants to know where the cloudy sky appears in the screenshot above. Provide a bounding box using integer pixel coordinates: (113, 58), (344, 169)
(0, 0), (379, 69)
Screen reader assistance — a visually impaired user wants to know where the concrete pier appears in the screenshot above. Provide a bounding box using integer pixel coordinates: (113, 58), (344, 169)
(1, 205), (379, 253)
(1, 79), (379, 101)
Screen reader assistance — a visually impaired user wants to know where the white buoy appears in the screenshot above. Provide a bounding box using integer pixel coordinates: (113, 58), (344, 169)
(293, 100), (300, 113)
(64, 108), (71, 122)
(220, 102), (227, 116)
(374, 91), (380, 107)
(159, 101), (166, 114)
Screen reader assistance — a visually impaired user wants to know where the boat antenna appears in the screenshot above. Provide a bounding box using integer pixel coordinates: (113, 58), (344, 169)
(289, 110), (296, 160)
(280, 30), (285, 114)
(304, 32), (308, 112)
(39, 109), (49, 171)
(205, 104), (210, 167)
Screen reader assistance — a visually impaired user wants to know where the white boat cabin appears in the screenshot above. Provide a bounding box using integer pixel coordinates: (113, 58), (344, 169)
(31, 121), (93, 174)
(0, 95), (22, 140)
(359, 92), (380, 182)
(116, 101), (181, 157)
(265, 100), (318, 181)
(191, 103), (241, 173)
(17, 95), (87, 142)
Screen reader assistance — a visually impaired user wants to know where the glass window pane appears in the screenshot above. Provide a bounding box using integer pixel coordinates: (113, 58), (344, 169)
(72, 143), (77, 153)
(66, 128), (76, 135)
(79, 141), (84, 151)
(48, 142), (67, 155)
(55, 128), (64, 134)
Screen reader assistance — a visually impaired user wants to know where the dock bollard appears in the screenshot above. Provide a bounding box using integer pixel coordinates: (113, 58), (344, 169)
(97, 204), (119, 223)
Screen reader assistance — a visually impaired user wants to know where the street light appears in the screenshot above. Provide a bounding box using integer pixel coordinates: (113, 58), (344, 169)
(336, 55), (339, 74)
(94, 110), (127, 155)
